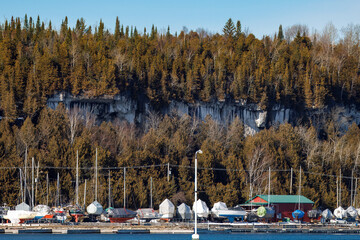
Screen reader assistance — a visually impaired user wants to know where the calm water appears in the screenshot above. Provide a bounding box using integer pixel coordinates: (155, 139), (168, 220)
(0, 234), (359, 240)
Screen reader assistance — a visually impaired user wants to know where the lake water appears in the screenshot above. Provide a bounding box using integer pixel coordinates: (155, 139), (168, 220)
(0, 234), (359, 240)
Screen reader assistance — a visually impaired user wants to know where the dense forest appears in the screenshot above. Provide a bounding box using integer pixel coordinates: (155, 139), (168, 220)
(0, 16), (360, 210)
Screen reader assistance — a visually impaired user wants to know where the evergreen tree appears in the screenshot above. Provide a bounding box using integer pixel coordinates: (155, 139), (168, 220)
(223, 18), (235, 38)
(278, 24), (284, 41)
(115, 17), (120, 40)
(235, 20), (242, 39)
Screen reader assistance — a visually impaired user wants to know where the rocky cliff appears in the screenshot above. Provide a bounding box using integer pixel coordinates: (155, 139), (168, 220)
(47, 92), (360, 135)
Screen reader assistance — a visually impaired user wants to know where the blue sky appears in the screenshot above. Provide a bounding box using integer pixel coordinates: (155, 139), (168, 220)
(2, 0), (360, 38)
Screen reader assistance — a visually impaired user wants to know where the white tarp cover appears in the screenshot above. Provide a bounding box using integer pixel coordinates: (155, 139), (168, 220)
(87, 201), (103, 215)
(211, 202), (228, 212)
(15, 202), (30, 211)
(136, 208), (160, 219)
(177, 203), (192, 220)
(333, 206), (345, 219)
(192, 199), (209, 218)
(321, 209), (333, 219)
(33, 205), (51, 215)
(159, 199), (175, 216)
(345, 206), (357, 218)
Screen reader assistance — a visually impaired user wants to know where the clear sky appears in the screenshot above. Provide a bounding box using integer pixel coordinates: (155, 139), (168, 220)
(1, 0), (360, 38)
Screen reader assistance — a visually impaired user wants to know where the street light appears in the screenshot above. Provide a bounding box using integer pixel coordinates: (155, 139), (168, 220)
(192, 149), (203, 240)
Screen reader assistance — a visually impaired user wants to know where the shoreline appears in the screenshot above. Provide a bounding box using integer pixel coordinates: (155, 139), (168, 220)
(1, 222), (360, 235)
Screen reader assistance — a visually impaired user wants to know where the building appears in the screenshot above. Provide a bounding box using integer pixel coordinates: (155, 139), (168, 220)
(241, 195), (314, 222)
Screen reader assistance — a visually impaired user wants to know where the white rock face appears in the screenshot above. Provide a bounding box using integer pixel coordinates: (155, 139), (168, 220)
(47, 92), (360, 136)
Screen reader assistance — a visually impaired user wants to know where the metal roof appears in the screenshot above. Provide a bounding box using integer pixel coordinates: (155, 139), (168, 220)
(245, 195), (314, 204)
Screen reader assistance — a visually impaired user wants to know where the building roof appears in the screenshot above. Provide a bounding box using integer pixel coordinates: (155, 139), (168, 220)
(244, 195), (314, 205)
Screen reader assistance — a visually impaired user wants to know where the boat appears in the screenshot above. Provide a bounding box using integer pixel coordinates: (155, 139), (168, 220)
(69, 205), (84, 222)
(106, 208), (137, 223)
(3, 210), (37, 224)
(33, 205), (53, 220)
(257, 206), (275, 219)
(136, 208), (160, 222)
(307, 209), (321, 219)
(176, 203), (192, 220)
(192, 199), (209, 219)
(0, 205), (9, 223)
(334, 206), (345, 219)
(292, 209), (305, 219)
(87, 201), (103, 215)
(159, 199), (175, 221)
(217, 206), (247, 223)
(321, 209), (333, 220)
(211, 202), (227, 218)
(345, 206), (357, 219)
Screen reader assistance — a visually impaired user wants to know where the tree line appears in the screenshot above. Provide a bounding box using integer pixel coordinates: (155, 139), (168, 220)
(1, 16), (360, 121)
(0, 104), (359, 210)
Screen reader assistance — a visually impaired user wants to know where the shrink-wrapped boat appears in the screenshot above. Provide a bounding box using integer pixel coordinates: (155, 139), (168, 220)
(257, 206), (275, 219)
(211, 202), (227, 218)
(345, 206), (357, 218)
(321, 209), (333, 219)
(192, 199), (209, 218)
(334, 206), (345, 219)
(87, 201), (103, 215)
(159, 199), (175, 220)
(177, 203), (192, 220)
(307, 209), (322, 219)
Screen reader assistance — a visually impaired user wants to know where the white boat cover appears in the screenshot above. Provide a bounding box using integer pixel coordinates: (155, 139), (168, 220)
(33, 205), (51, 215)
(192, 199), (209, 218)
(333, 206), (345, 219)
(159, 199), (175, 218)
(177, 203), (192, 220)
(15, 202), (30, 211)
(4, 210), (37, 224)
(345, 206), (357, 218)
(87, 201), (103, 215)
(136, 208), (160, 219)
(211, 202), (228, 217)
(321, 209), (333, 219)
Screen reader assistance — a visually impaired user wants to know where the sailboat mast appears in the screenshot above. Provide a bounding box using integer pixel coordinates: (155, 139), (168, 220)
(46, 173), (49, 206)
(57, 173), (60, 206)
(20, 168), (23, 202)
(35, 161), (39, 206)
(150, 177), (153, 209)
(298, 166), (302, 209)
(32, 157), (34, 209)
(83, 179), (87, 209)
(124, 167), (126, 209)
(76, 150), (79, 205)
(24, 147), (27, 204)
(95, 148), (98, 202)
(268, 167), (271, 208)
(108, 170), (111, 208)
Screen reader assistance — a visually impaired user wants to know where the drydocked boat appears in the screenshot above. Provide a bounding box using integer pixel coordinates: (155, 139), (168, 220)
(106, 208), (137, 223)
(4, 203), (37, 224)
(87, 201), (103, 215)
(176, 203), (192, 220)
(257, 206), (275, 219)
(212, 202), (246, 222)
(334, 206), (345, 219)
(321, 209), (333, 220)
(33, 205), (52, 220)
(345, 206), (357, 219)
(211, 202), (228, 218)
(136, 208), (160, 221)
(292, 209), (305, 219)
(193, 199), (209, 219)
(159, 199), (175, 221)
(69, 205), (84, 222)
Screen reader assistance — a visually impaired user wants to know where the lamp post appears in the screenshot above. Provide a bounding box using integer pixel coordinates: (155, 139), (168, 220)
(192, 149), (203, 240)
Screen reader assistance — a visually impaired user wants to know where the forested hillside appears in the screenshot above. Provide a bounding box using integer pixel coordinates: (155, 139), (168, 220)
(0, 16), (360, 209)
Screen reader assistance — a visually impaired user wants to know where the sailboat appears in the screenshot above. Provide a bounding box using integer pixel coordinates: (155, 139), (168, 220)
(292, 167), (305, 221)
(136, 177), (160, 222)
(87, 148), (103, 217)
(69, 150), (84, 222)
(105, 167), (137, 223)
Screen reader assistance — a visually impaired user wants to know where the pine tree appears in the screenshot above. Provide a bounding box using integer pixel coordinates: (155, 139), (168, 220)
(278, 24), (284, 41)
(223, 18), (235, 39)
(114, 17), (120, 40)
(235, 20), (242, 39)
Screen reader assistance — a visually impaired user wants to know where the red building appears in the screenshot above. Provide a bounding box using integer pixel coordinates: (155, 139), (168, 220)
(241, 195), (314, 222)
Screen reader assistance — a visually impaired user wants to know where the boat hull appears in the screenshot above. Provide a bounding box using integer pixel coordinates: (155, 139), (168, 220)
(109, 217), (134, 223)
